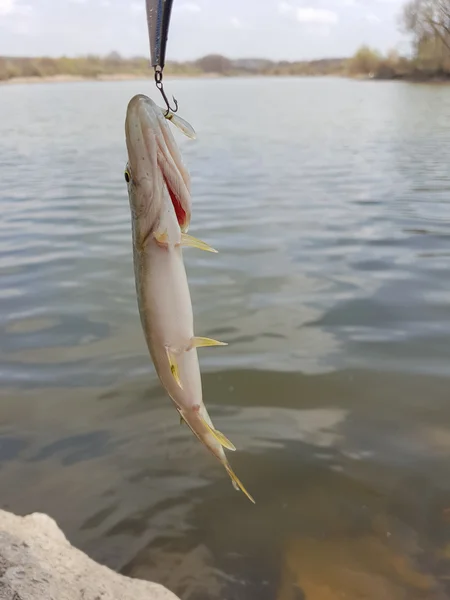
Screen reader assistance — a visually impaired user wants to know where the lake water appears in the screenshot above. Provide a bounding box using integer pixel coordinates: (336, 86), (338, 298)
(1, 76), (450, 599)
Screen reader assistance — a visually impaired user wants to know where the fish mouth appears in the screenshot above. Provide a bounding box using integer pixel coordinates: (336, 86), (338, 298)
(125, 94), (192, 231)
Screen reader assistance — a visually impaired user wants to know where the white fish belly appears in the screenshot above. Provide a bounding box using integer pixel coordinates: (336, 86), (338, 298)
(134, 239), (203, 409)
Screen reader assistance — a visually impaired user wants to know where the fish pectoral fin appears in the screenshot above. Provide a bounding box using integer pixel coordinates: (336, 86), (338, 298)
(225, 463), (255, 504)
(181, 233), (218, 254)
(165, 347), (183, 389)
(198, 415), (236, 451)
(164, 110), (197, 140)
(191, 336), (228, 349)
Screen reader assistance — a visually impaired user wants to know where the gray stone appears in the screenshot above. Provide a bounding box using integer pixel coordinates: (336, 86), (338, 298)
(0, 509), (180, 600)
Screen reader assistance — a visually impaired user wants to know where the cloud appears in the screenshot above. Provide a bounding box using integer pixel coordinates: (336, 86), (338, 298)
(0, 0), (406, 60)
(278, 1), (293, 15)
(0, 0), (14, 15)
(230, 16), (243, 29)
(296, 8), (338, 25)
(335, 0), (399, 5)
(365, 13), (381, 23)
(0, 0), (33, 19)
(0, 0), (30, 16)
(278, 3), (338, 25)
(174, 2), (201, 13)
(0, 0), (32, 36)
(130, 2), (143, 14)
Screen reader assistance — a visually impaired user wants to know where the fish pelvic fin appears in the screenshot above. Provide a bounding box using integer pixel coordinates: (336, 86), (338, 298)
(191, 336), (228, 349)
(198, 414), (236, 452)
(225, 462), (255, 504)
(154, 230), (169, 247)
(181, 233), (218, 254)
(165, 347), (183, 389)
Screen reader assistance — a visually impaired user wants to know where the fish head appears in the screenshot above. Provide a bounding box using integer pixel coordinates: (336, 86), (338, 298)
(124, 94), (192, 238)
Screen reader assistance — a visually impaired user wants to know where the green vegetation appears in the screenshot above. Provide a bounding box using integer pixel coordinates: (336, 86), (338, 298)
(0, 53), (201, 81)
(345, 47), (412, 80)
(0, 52), (348, 82)
(348, 0), (450, 80)
(2, 0), (450, 84)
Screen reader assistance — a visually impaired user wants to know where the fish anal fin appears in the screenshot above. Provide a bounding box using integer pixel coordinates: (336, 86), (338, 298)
(181, 233), (217, 253)
(211, 428), (236, 452)
(165, 347), (183, 389)
(225, 463), (255, 504)
(198, 414), (236, 451)
(191, 336), (228, 349)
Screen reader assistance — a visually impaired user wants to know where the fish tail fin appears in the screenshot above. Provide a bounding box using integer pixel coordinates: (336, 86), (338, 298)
(178, 407), (254, 504)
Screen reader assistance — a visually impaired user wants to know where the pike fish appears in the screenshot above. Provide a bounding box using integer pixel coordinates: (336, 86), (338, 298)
(124, 94), (255, 504)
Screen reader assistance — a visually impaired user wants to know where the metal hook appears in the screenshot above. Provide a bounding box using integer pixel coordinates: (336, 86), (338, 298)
(154, 68), (178, 117)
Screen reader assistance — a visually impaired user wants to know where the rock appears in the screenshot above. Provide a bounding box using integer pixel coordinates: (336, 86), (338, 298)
(0, 509), (180, 600)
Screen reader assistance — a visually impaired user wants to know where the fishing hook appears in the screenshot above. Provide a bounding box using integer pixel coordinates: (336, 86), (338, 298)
(155, 67), (178, 116)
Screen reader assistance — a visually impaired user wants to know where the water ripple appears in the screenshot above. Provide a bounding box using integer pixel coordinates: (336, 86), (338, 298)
(0, 77), (449, 413)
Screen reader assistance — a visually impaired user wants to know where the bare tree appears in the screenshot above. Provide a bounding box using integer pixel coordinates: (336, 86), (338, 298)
(401, 0), (450, 51)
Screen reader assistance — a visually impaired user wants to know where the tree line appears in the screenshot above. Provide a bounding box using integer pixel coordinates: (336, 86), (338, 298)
(1, 0), (449, 82)
(0, 53), (350, 81)
(348, 0), (450, 79)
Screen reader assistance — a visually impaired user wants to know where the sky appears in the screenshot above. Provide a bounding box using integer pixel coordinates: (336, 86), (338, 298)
(0, 0), (412, 60)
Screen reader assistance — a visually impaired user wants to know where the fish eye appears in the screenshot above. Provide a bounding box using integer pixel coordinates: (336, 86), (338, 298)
(124, 169), (131, 183)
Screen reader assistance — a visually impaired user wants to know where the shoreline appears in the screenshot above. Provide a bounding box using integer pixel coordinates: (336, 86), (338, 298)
(2, 72), (450, 86)
(0, 508), (180, 600)
(0, 72), (224, 86)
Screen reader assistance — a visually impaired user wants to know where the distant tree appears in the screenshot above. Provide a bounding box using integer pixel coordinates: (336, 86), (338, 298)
(105, 51), (123, 70)
(106, 51), (122, 62)
(195, 54), (232, 74)
(347, 45), (382, 74)
(37, 57), (59, 77)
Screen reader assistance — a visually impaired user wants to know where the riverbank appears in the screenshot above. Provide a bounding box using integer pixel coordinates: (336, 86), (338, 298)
(4, 48), (450, 86)
(3, 71), (450, 86)
(0, 72), (223, 86)
(0, 508), (180, 600)
(375, 72), (450, 83)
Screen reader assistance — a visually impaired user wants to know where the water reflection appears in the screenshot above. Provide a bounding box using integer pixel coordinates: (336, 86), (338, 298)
(0, 368), (450, 598)
(1, 78), (450, 598)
